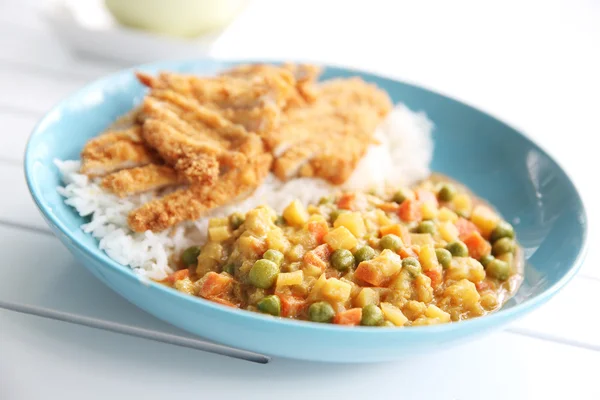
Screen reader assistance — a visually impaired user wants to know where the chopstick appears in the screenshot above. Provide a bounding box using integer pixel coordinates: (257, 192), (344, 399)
(0, 299), (270, 364)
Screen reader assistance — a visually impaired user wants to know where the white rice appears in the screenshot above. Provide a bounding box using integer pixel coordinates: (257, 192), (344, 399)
(56, 104), (434, 280)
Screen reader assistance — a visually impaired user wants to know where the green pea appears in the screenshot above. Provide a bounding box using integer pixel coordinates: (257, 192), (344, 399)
(248, 259), (279, 289)
(318, 196), (333, 205)
(222, 263), (235, 275)
(490, 221), (515, 242)
(330, 249), (356, 271)
(380, 234), (402, 251)
(275, 215), (286, 226)
(479, 254), (494, 267)
(309, 301), (335, 323)
(492, 238), (516, 256)
(446, 241), (469, 257)
(402, 257), (422, 277)
(257, 295), (281, 316)
(392, 189), (410, 204)
(435, 248), (452, 269)
(229, 212), (245, 230)
(437, 183), (457, 202)
(354, 246), (376, 264)
(330, 209), (346, 223)
(416, 220), (436, 234)
(181, 246), (201, 266)
(361, 304), (384, 326)
(486, 259), (511, 281)
(263, 249), (284, 266)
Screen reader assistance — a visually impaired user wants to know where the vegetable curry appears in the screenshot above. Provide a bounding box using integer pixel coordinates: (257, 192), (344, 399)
(162, 176), (523, 327)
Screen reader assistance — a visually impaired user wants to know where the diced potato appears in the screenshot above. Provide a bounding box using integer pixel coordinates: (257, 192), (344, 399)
(439, 221), (459, 242)
(381, 302), (409, 326)
(412, 316), (444, 326)
(174, 277), (195, 295)
(470, 205), (500, 237)
(196, 242), (223, 274)
(410, 233), (435, 246)
(303, 263), (324, 278)
(237, 235), (266, 258)
(452, 193), (473, 216)
(276, 270), (304, 287)
(307, 204), (320, 214)
(388, 270), (414, 298)
(322, 278), (352, 302)
(266, 229), (291, 253)
(480, 292), (499, 310)
(287, 244), (305, 262)
(208, 226), (232, 242)
(245, 206), (277, 236)
(307, 274), (328, 302)
(283, 200), (309, 227)
(324, 226), (357, 250)
(208, 217), (229, 228)
(375, 209), (393, 227)
(354, 249), (403, 286)
(334, 212), (367, 238)
(444, 279), (481, 309)
(402, 300), (427, 321)
(415, 274), (433, 303)
(424, 304), (451, 322)
(446, 257), (486, 283)
(419, 244), (440, 272)
(420, 202), (439, 220)
(353, 287), (380, 308)
(438, 207), (459, 222)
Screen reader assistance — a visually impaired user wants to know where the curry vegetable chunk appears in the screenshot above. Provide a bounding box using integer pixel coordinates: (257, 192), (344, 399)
(162, 177), (523, 326)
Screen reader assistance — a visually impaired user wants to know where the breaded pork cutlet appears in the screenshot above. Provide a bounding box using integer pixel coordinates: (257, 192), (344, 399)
(128, 152), (272, 232)
(136, 68), (296, 135)
(220, 63), (322, 107)
(269, 77), (393, 184)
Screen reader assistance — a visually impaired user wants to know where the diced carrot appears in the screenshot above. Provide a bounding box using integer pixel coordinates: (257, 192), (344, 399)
(424, 269), (443, 288)
(333, 308), (362, 326)
(377, 202), (400, 213)
(167, 268), (190, 284)
(208, 296), (239, 308)
(303, 244), (331, 271)
(280, 294), (306, 318)
(337, 193), (357, 210)
(398, 199), (422, 222)
(415, 189), (438, 207)
(380, 224), (402, 237)
(307, 220), (329, 244)
(455, 217), (479, 239)
(355, 262), (386, 286)
(463, 231), (492, 259)
(399, 246), (419, 259)
(197, 272), (233, 298)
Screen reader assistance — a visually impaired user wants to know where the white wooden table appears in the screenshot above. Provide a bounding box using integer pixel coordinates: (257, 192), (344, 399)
(1, 1), (599, 399)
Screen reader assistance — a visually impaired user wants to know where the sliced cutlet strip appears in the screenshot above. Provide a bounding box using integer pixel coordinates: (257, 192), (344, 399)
(128, 152), (273, 232)
(79, 125), (160, 177)
(101, 164), (184, 198)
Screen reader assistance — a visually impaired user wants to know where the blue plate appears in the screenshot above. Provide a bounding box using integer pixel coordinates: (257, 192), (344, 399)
(24, 59), (588, 362)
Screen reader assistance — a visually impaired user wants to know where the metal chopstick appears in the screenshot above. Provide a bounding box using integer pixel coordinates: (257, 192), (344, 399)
(0, 299), (270, 364)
